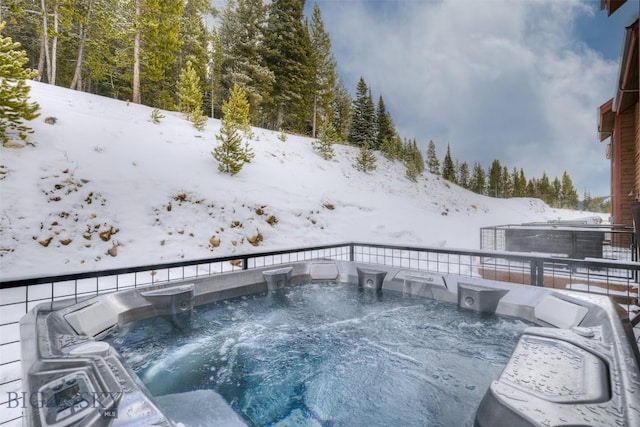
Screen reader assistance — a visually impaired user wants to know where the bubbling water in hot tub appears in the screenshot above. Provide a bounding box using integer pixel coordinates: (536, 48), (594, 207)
(104, 281), (531, 426)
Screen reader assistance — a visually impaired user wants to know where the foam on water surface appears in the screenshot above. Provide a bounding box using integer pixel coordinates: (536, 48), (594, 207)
(104, 282), (531, 426)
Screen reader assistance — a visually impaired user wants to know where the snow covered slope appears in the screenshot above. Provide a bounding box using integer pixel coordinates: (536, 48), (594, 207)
(0, 82), (599, 279)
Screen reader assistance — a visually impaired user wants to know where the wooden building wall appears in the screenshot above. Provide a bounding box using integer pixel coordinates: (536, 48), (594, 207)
(636, 103), (640, 201)
(616, 107), (636, 226)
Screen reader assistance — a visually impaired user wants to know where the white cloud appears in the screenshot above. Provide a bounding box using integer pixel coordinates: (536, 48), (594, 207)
(316, 0), (617, 195)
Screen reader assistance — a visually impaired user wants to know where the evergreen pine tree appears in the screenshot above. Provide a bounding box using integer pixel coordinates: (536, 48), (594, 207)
(218, 0), (274, 123)
(457, 161), (470, 189)
(380, 136), (394, 160)
(150, 108), (165, 124)
(212, 120), (249, 175)
(263, 0), (313, 133)
(380, 133), (402, 160)
(222, 83), (251, 135)
(312, 120), (337, 160)
(80, 0), (135, 99)
(470, 162), (486, 195)
(178, 60), (203, 117)
(309, 3), (337, 138)
(331, 78), (352, 142)
(0, 22), (40, 145)
(2, 4), (41, 75)
(552, 177), (562, 207)
(380, 134), (402, 160)
(375, 95), (396, 151)
(487, 159), (502, 197)
(561, 171), (579, 209)
(526, 178), (537, 198)
(3, 0), (214, 106)
(441, 144), (456, 182)
(502, 166), (513, 198)
(212, 84), (254, 175)
(404, 139), (425, 182)
(405, 158), (421, 182)
(512, 168), (526, 197)
(354, 140), (377, 173)
(348, 77), (376, 146)
(511, 168), (519, 197)
(140, 0), (184, 109)
(586, 194), (611, 213)
(179, 0), (210, 85)
(426, 140), (440, 175)
(538, 173), (552, 205)
(518, 169), (527, 196)
(209, 28), (224, 118)
(365, 89), (376, 142)
(191, 113), (207, 131)
(582, 190), (593, 211)
(399, 138), (412, 163)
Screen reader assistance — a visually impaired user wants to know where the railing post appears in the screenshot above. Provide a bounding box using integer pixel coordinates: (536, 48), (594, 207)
(494, 228), (497, 251)
(530, 258), (544, 287)
(536, 259), (544, 286)
(530, 259), (536, 286)
(349, 243), (355, 262)
(242, 257), (248, 270)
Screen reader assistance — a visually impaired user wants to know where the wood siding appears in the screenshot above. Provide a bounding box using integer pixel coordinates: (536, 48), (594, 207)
(616, 107), (636, 227)
(478, 268), (637, 305)
(636, 103), (640, 199)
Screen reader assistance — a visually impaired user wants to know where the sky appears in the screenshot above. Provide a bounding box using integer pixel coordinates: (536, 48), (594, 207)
(301, 0), (639, 197)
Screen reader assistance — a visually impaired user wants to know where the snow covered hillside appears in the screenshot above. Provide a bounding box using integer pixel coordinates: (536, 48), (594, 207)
(0, 82), (600, 280)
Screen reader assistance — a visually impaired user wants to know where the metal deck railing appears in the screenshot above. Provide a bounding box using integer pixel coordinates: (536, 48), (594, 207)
(1, 242), (639, 425)
(480, 223), (636, 262)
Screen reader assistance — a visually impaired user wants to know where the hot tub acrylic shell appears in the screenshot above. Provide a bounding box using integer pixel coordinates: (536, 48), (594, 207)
(19, 261), (640, 427)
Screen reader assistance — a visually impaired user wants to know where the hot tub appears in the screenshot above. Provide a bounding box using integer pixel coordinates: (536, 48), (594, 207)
(19, 261), (640, 426)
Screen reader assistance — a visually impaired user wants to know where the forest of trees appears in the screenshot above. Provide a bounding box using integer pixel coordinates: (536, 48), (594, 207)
(425, 140), (610, 212)
(2, 0), (342, 135)
(1, 0), (607, 211)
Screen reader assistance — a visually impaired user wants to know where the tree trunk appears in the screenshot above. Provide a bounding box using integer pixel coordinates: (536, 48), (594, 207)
(70, 1), (92, 91)
(276, 106), (284, 130)
(132, 0), (141, 103)
(36, 34), (45, 81)
(41, 0), (51, 83)
(312, 95), (317, 138)
(210, 66), (215, 118)
(50, 3), (58, 85)
(70, 22), (85, 90)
